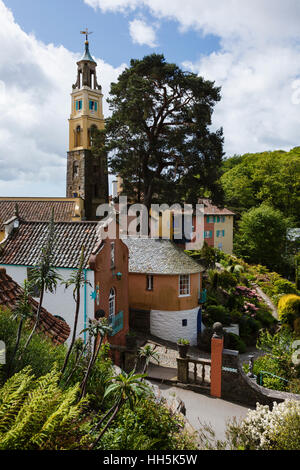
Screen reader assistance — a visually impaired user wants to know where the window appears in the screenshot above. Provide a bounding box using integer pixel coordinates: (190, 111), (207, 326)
(217, 230), (225, 238)
(146, 275), (154, 291)
(179, 274), (190, 297)
(109, 288), (116, 321)
(182, 319), (187, 327)
(88, 125), (98, 146)
(89, 100), (98, 112)
(75, 100), (82, 111)
(221, 216), (226, 223)
(27, 268), (40, 298)
(204, 230), (212, 239)
(75, 126), (81, 147)
(111, 242), (115, 268)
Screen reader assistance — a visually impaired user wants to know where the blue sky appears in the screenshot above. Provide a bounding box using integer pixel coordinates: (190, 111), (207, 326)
(4, 0), (220, 67)
(1, 0), (300, 197)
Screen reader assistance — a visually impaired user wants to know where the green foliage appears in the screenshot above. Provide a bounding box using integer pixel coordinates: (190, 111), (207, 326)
(221, 147), (300, 223)
(0, 309), (66, 382)
(204, 305), (231, 326)
(177, 338), (190, 345)
(91, 397), (197, 451)
(278, 294), (300, 329)
(225, 333), (246, 353)
(0, 366), (87, 450)
(234, 204), (290, 271)
(103, 53), (224, 207)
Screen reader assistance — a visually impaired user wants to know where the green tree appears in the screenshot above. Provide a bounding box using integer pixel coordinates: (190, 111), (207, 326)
(234, 204), (289, 271)
(221, 148), (300, 222)
(79, 318), (112, 398)
(91, 371), (150, 449)
(61, 246), (91, 376)
(100, 53), (224, 208)
(7, 281), (32, 378)
(137, 345), (160, 375)
(22, 212), (61, 353)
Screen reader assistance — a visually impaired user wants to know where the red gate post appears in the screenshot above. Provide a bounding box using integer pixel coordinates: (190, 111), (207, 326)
(210, 322), (224, 398)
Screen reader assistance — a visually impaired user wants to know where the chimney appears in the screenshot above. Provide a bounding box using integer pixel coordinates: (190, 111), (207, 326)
(3, 215), (20, 239)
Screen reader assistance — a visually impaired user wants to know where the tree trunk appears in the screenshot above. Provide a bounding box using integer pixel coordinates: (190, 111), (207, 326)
(91, 399), (123, 449)
(61, 288), (81, 376)
(21, 285), (45, 354)
(7, 318), (23, 377)
(80, 335), (103, 398)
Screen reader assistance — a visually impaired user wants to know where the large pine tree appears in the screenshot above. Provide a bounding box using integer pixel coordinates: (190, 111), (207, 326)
(99, 54), (224, 208)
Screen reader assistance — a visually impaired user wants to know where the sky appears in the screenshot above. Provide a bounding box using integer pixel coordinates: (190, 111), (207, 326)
(1, 0), (300, 197)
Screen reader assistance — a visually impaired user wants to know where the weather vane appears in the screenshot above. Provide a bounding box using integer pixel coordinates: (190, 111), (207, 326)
(80, 28), (93, 42)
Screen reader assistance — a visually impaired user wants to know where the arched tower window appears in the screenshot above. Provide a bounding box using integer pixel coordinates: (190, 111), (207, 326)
(75, 126), (81, 147)
(109, 288), (116, 322)
(88, 125), (98, 147)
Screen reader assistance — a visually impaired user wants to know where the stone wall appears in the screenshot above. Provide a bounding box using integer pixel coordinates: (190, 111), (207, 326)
(150, 307), (199, 346)
(222, 349), (300, 407)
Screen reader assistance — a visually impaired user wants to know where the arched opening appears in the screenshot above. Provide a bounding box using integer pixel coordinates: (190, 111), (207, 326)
(88, 124), (98, 147)
(73, 161), (79, 178)
(109, 288), (116, 323)
(75, 126), (81, 147)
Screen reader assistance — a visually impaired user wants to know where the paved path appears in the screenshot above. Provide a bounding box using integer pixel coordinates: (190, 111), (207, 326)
(251, 283), (278, 320)
(153, 382), (250, 442)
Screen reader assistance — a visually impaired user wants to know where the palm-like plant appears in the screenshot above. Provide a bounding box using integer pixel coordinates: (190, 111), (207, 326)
(138, 345), (160, 375)
(79, 318), (112, 398)
(91, 371), (151, 449)
(7, 281), (32, 377)
(61, 246), (91, 376)
(22, 211), (61, 353)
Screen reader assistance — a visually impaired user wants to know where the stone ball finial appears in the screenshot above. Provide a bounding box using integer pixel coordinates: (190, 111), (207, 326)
(212, 322), (224, 338)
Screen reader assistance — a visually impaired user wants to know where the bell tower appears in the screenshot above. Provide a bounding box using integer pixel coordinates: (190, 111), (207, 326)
(66, 30), (108, 220)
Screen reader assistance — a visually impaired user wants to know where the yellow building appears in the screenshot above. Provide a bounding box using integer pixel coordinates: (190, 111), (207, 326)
(66, 33), (108, 219)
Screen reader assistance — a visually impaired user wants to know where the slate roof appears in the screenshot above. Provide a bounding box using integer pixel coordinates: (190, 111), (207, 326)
(0, 220), (100, 269)
(123, 238), (204, 275)
(0, 268), (70, 344)
(0, 199), (79, 232)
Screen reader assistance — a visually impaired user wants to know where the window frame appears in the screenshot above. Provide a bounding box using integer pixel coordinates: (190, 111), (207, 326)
(179, 274), (191, 297)
(109, 287), (116, 321)
(146, 274), (154, 291)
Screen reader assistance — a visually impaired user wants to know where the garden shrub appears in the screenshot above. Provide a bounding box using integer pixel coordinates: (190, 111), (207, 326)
(0, 309), (66, 382)
(255, 304), (276, 328)
(204, 305), (231, 326)
(239, 316), (261, 345)
(217, 270), (238, 289)
(224, 333), (246, 353)
(274, 279), (299, 296)
(225, 401), (300, 450)
(93, 397), (197, 451)
(278, 294), (300, 329)
(198, 327), (213, 352)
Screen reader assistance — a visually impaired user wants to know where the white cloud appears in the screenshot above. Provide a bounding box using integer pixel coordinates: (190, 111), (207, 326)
(129, 18), (157, 47)
(0, 0), (126, 196)
(85, 0), (300, 155)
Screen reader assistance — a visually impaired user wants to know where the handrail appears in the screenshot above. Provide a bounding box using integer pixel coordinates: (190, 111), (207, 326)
(257, 370), (289, 386)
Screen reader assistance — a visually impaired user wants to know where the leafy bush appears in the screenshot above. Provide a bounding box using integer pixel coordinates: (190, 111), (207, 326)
(278, 294), (300, 329)
(226, 400), (300, 450)
(274, 279), (299, 296)
(224, 333), (246, 353)
(239, 316), (261, 345)
(93, 398), (197, 450)
(217, 271), (238, 289)
(0, 366), (87, 450)
(0, 309), (66, 382)
(203, 305), (231, 327)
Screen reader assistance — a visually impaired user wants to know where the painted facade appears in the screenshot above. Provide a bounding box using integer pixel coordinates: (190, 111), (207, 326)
(123, 238), (204, 346)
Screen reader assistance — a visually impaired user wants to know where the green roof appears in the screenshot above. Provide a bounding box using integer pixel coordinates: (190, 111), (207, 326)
(80, 42), (96, 63)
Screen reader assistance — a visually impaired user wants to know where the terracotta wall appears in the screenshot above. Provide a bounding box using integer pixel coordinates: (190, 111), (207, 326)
(90, 232), (129, 350)
(128, 272), (201, 312)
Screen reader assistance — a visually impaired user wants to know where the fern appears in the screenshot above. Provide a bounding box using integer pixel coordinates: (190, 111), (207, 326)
(0, 366), (87, 450)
